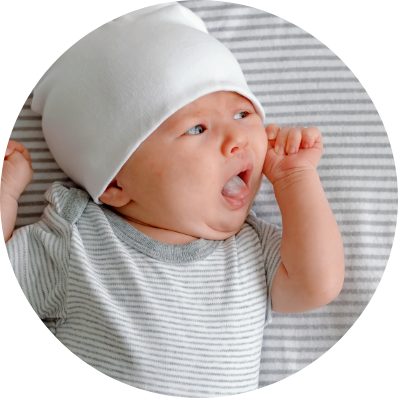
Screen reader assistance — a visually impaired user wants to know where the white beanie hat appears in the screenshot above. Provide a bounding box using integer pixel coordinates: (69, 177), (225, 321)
(31, 2), (265, 203)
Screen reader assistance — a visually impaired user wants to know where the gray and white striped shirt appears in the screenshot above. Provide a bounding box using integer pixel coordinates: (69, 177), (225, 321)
(7, 182), (282, 397)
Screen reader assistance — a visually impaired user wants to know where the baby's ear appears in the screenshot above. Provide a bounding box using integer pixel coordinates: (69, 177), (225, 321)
(99, 179), (131, 207)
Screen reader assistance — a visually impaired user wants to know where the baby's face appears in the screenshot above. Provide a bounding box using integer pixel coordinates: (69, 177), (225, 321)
(113, 91), (268, 240)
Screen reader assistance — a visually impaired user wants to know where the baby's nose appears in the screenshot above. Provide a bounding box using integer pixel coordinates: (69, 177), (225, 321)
(223, 126), (248, 155)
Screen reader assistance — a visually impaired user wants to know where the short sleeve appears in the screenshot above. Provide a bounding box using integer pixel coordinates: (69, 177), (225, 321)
(245, 211), (282, 325)
(6, 182), (88, 323)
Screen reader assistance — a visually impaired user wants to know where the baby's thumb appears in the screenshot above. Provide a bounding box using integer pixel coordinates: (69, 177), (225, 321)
(5, 141), (18, 157)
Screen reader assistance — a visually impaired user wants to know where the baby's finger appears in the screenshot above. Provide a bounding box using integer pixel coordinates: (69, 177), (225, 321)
(274, 126), (291, 156)
(5, 140), (31, 162)
(265, 123), (280, 140)
(301, 126), (322, 149)
(286, 126), (304, 155)
(5, 141), (16, 156)
(5, 140), (21, 156)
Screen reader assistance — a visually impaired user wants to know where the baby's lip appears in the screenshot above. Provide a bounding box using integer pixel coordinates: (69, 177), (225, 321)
(223, 162), (254, 190)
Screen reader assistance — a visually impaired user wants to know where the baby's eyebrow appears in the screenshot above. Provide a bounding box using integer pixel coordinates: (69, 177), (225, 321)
(234, 97), (255, 110)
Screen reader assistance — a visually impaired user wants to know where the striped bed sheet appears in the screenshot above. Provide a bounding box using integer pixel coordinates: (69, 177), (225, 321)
(9, 0), (397, 390)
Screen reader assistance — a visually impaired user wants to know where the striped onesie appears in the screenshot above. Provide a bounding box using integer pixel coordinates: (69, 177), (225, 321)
(7, 182), (282, 397)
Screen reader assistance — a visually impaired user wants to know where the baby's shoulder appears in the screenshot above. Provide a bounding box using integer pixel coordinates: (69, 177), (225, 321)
(43, 182), (90, 224)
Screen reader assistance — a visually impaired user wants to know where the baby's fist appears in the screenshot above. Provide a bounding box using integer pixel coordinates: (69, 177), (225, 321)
(1, 141), (33, 201)
(263, 124), (323, 184)
(267, 124), (321, 156)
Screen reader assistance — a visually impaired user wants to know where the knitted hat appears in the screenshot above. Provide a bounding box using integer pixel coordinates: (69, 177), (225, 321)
(31, 2), (265, 203)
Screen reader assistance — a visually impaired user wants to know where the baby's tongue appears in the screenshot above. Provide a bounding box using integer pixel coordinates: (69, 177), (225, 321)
(221, 175), (250, 200)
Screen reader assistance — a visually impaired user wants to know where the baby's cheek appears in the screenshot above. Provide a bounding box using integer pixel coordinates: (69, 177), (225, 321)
(252, 130), (268, 155)
(148, 161), (165, 180)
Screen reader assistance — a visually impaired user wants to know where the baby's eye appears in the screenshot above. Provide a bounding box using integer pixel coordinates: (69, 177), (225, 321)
(185, 125), (205, 135)
(233, 111), (248, 120)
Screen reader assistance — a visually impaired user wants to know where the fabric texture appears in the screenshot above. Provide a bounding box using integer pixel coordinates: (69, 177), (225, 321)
(9, 0), (397, 389)
(30, 2), (264, 203)
(7, 182), (282, 397)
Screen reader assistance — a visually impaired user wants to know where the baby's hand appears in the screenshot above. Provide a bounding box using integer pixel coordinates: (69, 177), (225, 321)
(1, 141), (33, 201)
(263, 124), (323, 185)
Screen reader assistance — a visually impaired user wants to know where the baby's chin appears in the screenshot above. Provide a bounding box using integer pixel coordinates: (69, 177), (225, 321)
(197, 210), (251, 241)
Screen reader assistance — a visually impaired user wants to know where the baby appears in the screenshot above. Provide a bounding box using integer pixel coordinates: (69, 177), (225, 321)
(1, 3), (344, 397)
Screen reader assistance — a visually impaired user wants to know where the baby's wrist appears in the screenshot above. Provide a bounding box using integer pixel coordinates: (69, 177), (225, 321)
(272, 168), (320, 195)
(0, 185), (23, 204)
(0, 191), (19, 243)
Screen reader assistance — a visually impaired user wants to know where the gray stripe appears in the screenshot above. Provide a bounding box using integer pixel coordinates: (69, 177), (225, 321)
(268, 110), (379, 117)
(244, 66), (349, 74)
(261, 358), (313, 364)
(202, 14), (274, 22)
(238, 55), (340, 63)
(333, 209), (397, 215)
(321, 132), (388, 137)
(324, 187), (397, 193)
(325, 143), (389, 147)
(28, 168), (63, 173)
(31, 158), (61, 163)
(187, 4), (246, 11)
(345, 265), (389, 271)
(30, 178), (70, 183)
(248, 77), (359, 85)
(256, 88), (366, 95)
(17, 116), (42, 121)
(262, 346), (329, 351)
(272, 312), (365, 318)
(290, 300), (369, 306)
(322, 153), (389, 158)
(256, 210), (396, 218)
(12, 126), (43, 131)
(256, 198), (397, 205)
(17, 201), (46, 207)
(338, 220), (396, 226)
(19, 148), (50, 153)
(21, 190), (50, 196)
(344, 254), (390, 259)
(266, 324), (353, 330)
(207, 23), (297, 33)
(219, 34), (313, 42)
(263, 335), (343, 341)
(321, 177), (396, 182)
(12, 137), (44, 142)
(344, 277), (381, 282)
(263, 99), (373, 106)
(340, 232), (395, 237)
(317, 165), (395, 170)
(16, 213), (43, 218)
(231, 44), (326, 52)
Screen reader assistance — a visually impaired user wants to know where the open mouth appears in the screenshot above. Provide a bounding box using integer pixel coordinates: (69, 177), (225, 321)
(221, 166), (253, 207)
(237, 169), (251, 187)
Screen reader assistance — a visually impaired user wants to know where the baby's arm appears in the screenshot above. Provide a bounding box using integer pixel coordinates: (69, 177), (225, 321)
(263, 124), (344, 313)
(1, 141), (33, 242)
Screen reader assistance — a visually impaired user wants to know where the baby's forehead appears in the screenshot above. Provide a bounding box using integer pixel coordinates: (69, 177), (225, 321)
(190, 91), (254, 107)
(148, 91), (255, 133)
(170, 91), (256, 118)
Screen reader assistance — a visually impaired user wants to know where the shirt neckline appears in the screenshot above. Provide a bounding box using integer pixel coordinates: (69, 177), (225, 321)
(101, 206), (222, 263)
